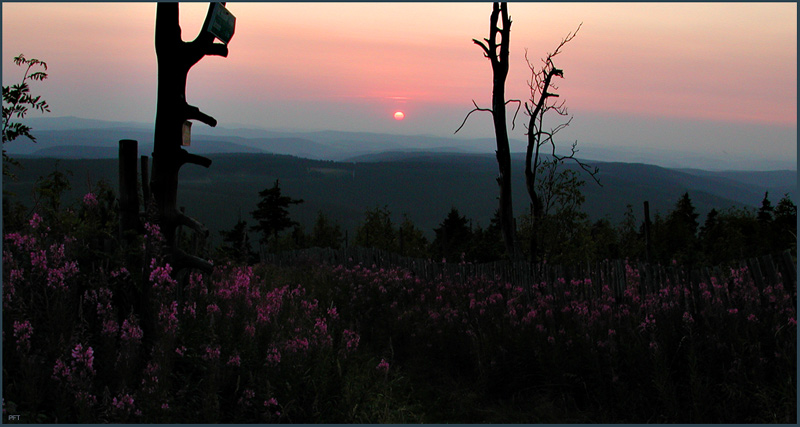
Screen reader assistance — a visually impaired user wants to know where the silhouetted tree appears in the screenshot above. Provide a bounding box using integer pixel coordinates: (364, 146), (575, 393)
(250, 179), (304, 253)
(701, 207), (761, 263)
(757, 192), (775, 223)
(517, 161), (591, 263)
(773, 193), (797, 255)
(288, 224), (308, 250)
(660, 192), (700, 264)
(469, 209), (506, 262)
(756, 192), (775, 254)
(398, 214), (429, 257)
(310, 210), (344, 249)
(32, 166), (72, 226)
(2, 54), (50, 180)
(591, 218), (620, 261)
(618, 204), (644, 260)
(431, 207), (473, 262)
(217, 217), (256, 264)
(456, 2), (520, 259)
(354, 205), (397, 251)
(522, 26), (600, 261)
(699, 208), (722, 262)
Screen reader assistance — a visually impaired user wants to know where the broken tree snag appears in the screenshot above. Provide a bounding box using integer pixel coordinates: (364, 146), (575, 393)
(151, 2), (235, 275)
(456, 2), (519, 259)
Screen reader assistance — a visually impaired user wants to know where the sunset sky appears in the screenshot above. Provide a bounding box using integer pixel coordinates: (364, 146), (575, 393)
(2, 2), (797, 165)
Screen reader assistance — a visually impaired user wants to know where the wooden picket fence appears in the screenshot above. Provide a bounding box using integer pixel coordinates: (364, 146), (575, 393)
(263, 247), (797, 305)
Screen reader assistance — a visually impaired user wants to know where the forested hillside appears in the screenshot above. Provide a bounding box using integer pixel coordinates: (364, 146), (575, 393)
(5, 153), (795, 245)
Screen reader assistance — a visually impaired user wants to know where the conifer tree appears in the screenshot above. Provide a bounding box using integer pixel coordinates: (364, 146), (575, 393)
(354, 206), (396, 252)
(250, 179), (304, 252)
(311, 211), (343, 249)
(431, 207), (473, 262)
(664, 192), (700, 264)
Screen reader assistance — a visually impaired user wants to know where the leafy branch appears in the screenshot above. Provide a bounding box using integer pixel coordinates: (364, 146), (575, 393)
(3, 54), (51, 178)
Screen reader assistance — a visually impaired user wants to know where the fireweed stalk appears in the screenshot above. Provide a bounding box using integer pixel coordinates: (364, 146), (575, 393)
(2, 202), (795, 422)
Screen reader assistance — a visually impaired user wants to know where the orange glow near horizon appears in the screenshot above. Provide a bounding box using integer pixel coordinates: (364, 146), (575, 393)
(1, 2), (796, 141)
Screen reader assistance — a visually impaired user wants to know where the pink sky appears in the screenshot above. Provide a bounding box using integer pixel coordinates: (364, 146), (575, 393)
(2, 2), (796, 162)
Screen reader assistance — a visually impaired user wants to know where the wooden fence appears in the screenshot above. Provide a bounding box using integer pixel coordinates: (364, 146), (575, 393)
(263, 247), (797, 303)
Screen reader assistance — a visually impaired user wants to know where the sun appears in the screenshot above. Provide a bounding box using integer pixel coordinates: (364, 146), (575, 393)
(393, 111), (405, 121)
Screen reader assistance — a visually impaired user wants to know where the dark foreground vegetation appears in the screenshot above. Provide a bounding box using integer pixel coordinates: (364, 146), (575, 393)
(2, 176), (796, 423)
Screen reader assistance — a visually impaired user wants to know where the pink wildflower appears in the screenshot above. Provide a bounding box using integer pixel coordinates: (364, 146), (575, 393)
(30, 249), (47, 270)
(112, 394), (135, 412)
(29, 213), (43, 229)
(314, 317), (328, 335)
(75, 391), (97, 406)
(203, 345), (221, 361)
(183, 302), (197, 318)
(71, 344), (95, 373)
(83, 192), (98, 207)
(110, 267), (129, 279)
(285, 337), (309, 353)
(159, 301), (179, 334)
(376, 358), (390, 373)
(121, 317), (143, 343)
(227, 354), (242, 367)
(144, 222), (164, 242)
(52, 358), (71, 381)
(342, 329), (360, 352)
(149, 259), (177, 289)
(12, 320), (33, 352)
(266, 347), (281, 366)
(101, 319), (119, 337)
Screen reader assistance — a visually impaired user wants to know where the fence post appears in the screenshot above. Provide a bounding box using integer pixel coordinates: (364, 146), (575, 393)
(779, 250), (797, 293)
(140, 155), (151, 209)
(119, 139), (140, 240)
(643, 201), (652, 263)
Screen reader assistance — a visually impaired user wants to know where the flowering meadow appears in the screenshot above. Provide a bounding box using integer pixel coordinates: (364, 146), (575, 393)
(2, 190), (797, 423)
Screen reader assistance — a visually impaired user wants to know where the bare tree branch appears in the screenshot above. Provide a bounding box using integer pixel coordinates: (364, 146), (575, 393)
(454, 100), (492, 134)
(507, 99), (522, 131)
(522, 23), (601, 262)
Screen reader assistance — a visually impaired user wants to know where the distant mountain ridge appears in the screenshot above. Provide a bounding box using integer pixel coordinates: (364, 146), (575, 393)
(11, 116), (797, 171)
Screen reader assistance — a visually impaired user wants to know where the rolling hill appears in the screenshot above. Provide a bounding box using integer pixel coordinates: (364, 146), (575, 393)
(12, 116), (797, 170)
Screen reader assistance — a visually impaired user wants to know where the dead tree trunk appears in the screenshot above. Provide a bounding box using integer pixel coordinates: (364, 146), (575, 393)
(151, 2), (232, 274)
(525, 62), (562, 262)
(488, 3), (517, 259)
(456, 2), (518, 258)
